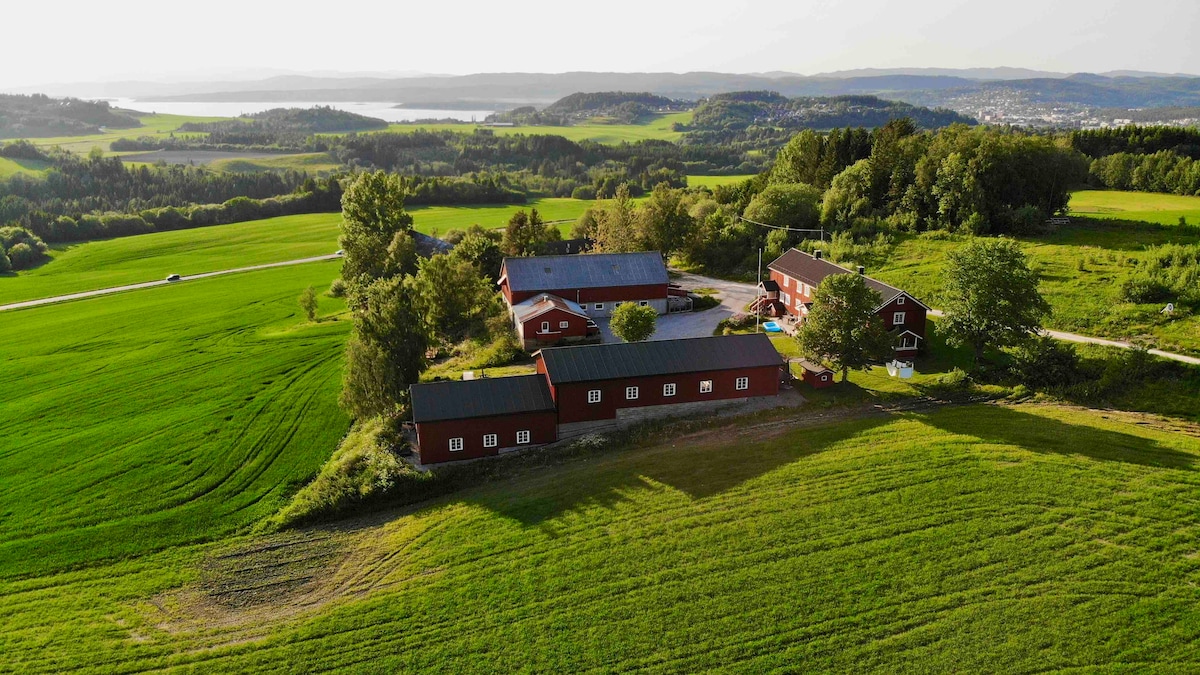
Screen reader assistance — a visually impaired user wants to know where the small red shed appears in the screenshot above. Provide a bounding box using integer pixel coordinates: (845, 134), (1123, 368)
(797, 359), (836, 389)
(511, 294), (598, 351)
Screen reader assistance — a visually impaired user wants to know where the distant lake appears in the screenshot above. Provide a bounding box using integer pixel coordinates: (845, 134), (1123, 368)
(108, 99), (494, 123)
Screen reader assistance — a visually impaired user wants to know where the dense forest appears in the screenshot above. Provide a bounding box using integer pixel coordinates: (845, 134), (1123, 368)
(0, 94), (140, 138)
(1071, 126), (1200, 195)
(678, 92), (976, 148)
(485, 92), (687, 125)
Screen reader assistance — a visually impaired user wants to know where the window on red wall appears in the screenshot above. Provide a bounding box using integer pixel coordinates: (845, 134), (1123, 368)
(559, 320), (570, 329)
(893, 312), (906, 325)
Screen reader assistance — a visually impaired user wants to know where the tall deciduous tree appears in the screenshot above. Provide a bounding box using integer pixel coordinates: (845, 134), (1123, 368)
(502, 208), (560, 257)
(339, 276), (428, 420)
(636, 182), (693, 258)
(939, 238), (1050, 366)
(298, 285), (318, 322)
(796, 274), (893, 382)
(338, 171), (414, 287)
(609, 303), (657, 342)
(593, 184), (639, 253)
(407, 254), (501, 345)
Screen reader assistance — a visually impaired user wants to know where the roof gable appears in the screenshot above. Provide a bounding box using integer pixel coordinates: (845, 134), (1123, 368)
(502, 252), (668, 293)
(768, 248), (928, 310)
(537, 333), (783, 384)
(512, 294), (589, 323)
(410, 374), (556, 423)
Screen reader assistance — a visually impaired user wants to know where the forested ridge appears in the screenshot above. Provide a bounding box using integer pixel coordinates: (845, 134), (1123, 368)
(0, 94), (140, 138)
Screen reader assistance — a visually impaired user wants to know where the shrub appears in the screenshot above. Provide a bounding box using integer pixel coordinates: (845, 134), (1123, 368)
(5, 242), (38, 270)
(713, 313), (757, 335)
(268, 417), (424, 528)
(1010, 335), (1082, 389)
(328, 278), (347, 297)
(571, 185), (597, 200)
(0, 248), (10, 273)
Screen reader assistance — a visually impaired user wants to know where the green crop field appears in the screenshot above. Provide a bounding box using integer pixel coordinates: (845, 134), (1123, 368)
(206, 152), (344, 174)
(0, 156), (49, 178)
(408, 197), (598, 237)
(25, 113), (224, 153)
(381, 111), (692, 144)
(1069, 190), (1200, 226)
(687, 174), (755, 189)
(0, 213), (342, 305)
(868, 220), (1200, 356)
(4, 402), (1200, 672)
(0, 261), (350, 581)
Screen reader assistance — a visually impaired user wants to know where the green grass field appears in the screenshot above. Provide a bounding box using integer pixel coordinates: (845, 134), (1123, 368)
(206, 152), (344, 174)
(0, 261), (350, 580)
(687, 174), (755, 189)
(4, 402), (1200, 671)
(0, 213), (342, 305)
(408, 197), (599, 237)
(25, 113), (224, 153)
(1070, 189), (1200, 226)
(381, 111), (691, 144)
(0, 156), (49, 178)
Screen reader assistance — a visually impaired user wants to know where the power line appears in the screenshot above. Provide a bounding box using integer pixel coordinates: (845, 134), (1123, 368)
(735, 215), (827, 240)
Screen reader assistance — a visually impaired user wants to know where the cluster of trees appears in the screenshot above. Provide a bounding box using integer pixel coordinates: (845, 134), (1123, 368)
(179, 106), (389, 135)
(486, 92), (685, 126)
(680, 92), (974, 149)
(0, 226), (49, 272)
(0, 94), (139, 138)
(1121, 243), (1200, 305)
(1073, 125), (1200, 196)
(336, 171), (513, 422)
(1070, 126), (1200, 159)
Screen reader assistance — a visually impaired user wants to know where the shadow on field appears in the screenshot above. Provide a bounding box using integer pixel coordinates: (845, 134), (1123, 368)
(917, 405), (1194, 469)
(469, 413), (894, 528)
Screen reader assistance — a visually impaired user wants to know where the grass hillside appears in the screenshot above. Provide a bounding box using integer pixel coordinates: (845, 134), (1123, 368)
(1070, 189), (1200, 226)
(381, 111), (691, 144)
(869, 216), (1200, 355)
(408, 197), (602, 237)
(0, 156), (48, 179)
(0, 213), (342, 305)
(3, 403), (1200, 671)
(25, 113), (225, 153)
(0, 261), (350, 578)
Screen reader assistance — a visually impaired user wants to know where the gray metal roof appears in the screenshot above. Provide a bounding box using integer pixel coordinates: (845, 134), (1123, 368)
(511, 294), (588, 323)
(410, 374), (556, 423)
(502, 251), (668, 292)
(767, 248), (930, 310)
(538, 333), (784, 384)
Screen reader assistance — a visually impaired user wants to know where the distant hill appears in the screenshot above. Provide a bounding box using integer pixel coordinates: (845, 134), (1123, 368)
(0, 93), (140, 138)
(683, 93), (974, 146)
(543, 91), (678, 114)
(178, 106), (388, 134)
(486, 91), (689, 125)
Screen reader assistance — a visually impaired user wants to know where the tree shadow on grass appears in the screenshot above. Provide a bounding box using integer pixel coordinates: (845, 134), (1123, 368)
(467, 412), (895, 529)
(914, 404), (1195, 470)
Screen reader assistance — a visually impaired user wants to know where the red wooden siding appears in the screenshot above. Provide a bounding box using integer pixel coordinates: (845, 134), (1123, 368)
(505, 283), (668, 306)
(520, 307), (590, 344)
(547, 365), (782, 424)
(415, 411), (558, 464)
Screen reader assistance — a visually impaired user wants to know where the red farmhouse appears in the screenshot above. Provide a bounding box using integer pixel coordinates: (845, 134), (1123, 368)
(759, 248), (930, 357)
(409, 375), (558, 465)
(409, 334), (785, 465)
(499, 251), (669, 317)
(536, 333), (785, 437)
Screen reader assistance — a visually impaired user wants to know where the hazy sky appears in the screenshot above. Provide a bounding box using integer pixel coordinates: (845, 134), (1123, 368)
(4, 0), (1197, 87)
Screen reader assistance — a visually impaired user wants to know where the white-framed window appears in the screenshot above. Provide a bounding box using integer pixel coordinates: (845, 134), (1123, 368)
(449, 437), (464, 452)
(735, 376), (749, 390)
(626, 386), (639, 400)
(663, 383), (676, 397)
(638, 300), (649, 307)
(781, 276), (789, 287)
(594, 303), (604, 310)
(541, 321), (550, 332)
(517, 430), (530, 444)
(795, 296), (803, 309)
(897, 296), (906, 305)
(700, 380), (713, 394)
(821, 374), (829, 382)
(781, 293), (791, 307)
(587, 389), (601, 404)
(559, 320), (570, 329)
(483, 434), (498, 448)
(893, 312), (906, 326)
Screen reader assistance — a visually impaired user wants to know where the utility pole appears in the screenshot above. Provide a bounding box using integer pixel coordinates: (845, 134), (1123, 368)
(755, 247), (762, 333)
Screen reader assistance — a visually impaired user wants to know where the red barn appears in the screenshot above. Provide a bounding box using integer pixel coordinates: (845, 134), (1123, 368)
(410, 375), (558, 465)
(536, 333), (785, 436)
(766, 248), (929, 357)
(499, 251), (669, 317)
(511, 294), (599, 351)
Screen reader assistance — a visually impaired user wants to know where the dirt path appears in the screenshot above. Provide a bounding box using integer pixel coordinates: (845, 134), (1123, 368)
(0, 254), (342, 313)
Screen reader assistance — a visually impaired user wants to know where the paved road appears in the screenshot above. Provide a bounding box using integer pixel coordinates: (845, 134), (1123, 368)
(673, 272), (1200, 367)
(0, 254), (342, 313)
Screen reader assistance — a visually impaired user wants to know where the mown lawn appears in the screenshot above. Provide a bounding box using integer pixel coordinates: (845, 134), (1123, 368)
(381, 111), (692, 144)
(868, 220), (1200, 355)
(687, 174), (755, 189)
(0, 213), (343, 304)
(4, 403), (1200, 672)
(1070, 189), (1200, 226)
(0, 261), (350, 579)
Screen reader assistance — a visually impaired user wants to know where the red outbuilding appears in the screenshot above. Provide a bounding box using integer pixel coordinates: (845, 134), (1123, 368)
(764, 248), (930, 357)
(510, 293), (600, 351)
(536, 333), (785, 434)
(796, 359), (836, 389)
(410, 374), (558, 465)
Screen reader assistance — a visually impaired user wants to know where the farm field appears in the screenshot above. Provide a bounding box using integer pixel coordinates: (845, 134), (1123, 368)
(0, 213), (342, 305)
(0, 260), (350, 580)
(687, 174), (755, 188)
(1069, 189), (1200, 226)
(24, 112), (223, 153)
(381, 111), (692, 144)
(409, 196), (611, 237)
(4, 402), (1200, 671)
(0, 156), (48, 178)
(868, 219), (1200, 356)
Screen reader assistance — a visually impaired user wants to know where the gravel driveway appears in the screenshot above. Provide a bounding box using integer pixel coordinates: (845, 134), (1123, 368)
(596, 271), (761, 342)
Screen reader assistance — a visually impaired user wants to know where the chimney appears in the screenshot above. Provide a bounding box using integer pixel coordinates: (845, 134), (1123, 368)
(813, 250), (822, 259)
(857, 265), (865, 275)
